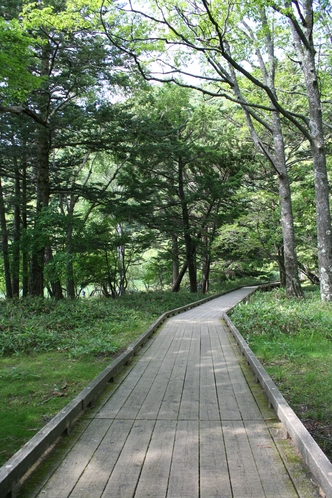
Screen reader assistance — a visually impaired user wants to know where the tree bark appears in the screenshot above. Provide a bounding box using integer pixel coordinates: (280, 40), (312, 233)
(172, 261), (188, 292)
(29, 39), (52, 298)
(29, 125), (50, 297)
(11, 160), (21, 297)
(277, 244), (286, 288)
(226, 20), (303, 298)
(178, 158), (197, 292)
(172, 234), (180, 286)
(201, 250), (210, 294)
(22, 156), (29, 297)
(287, 2), (332, 301)
(0, 178), (13, 298)
(271, 111), (303, 297)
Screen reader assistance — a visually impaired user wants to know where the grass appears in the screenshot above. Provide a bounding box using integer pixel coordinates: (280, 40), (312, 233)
(0, 354), (112, 464)
(230, 286), (332, 460)
(0, 287), (231, 466)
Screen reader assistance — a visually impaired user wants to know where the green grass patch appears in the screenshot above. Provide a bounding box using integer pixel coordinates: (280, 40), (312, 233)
(230, 286), (332, 460)
(0, 353), (112, 464)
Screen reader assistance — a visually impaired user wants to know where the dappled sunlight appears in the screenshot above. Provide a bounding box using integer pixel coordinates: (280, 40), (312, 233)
(20, 288), (310, 498)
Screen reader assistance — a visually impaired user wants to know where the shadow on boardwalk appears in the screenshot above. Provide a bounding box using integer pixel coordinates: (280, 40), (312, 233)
(21, 288), (320, 498)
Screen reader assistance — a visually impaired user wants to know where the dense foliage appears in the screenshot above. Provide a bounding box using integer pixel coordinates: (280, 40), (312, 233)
(0, 0), (331, 301)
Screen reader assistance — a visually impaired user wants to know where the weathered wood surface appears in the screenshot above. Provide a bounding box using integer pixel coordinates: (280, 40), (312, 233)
(21, 287), (319, 498)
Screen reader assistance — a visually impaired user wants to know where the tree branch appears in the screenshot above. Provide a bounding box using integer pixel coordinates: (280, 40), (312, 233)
(0, 105), (48, 127)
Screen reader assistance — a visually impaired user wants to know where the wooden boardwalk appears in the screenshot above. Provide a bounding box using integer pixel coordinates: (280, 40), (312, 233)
(21, 288), (319, 498)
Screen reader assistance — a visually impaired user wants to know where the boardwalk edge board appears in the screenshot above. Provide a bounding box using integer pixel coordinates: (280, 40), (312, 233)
(0, 288), (238, 498)
(223, 311), (332, 498)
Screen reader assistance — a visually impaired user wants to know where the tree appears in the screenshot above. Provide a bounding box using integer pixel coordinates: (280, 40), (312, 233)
(0, 0), (136, 298)
(115, 86), (251, 292)
(102, 0), (332, 299)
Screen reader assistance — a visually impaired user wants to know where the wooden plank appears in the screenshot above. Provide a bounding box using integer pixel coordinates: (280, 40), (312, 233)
(222, 420), (265, 497)
(179, 322), (200, 420)
(158, 325), (191, 420)
(137, 323), (186, 420)
(101, 419), (154, 498)
(200, 420), (232, 498)
(134, 419), (177, 498)
(209, 322), (242, 421)
(17, 287), (322, 498)
(244, 420), (298, 497)
(117, 322), (185, 420)
(69, 419), (134, 498)
(95, 323), (174, 419)
(167, 420), (199, 498)
(217, 322), (263, 421)
(199, 326), (221, 421)
(34, 419), (112, 498)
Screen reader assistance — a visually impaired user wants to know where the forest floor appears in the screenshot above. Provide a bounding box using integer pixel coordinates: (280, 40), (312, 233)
(0, 282), (331, 466)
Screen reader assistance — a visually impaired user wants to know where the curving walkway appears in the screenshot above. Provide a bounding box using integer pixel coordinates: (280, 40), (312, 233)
(21, 288), (319, 497)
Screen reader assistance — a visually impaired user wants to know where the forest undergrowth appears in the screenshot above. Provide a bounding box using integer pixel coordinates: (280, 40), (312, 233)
(230, 286), (332, 463)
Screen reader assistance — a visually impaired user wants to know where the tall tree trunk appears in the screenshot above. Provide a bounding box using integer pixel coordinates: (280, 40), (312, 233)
(117, 223), (126, 295)
(22, 155), (29, 297)
(172, 261), (188, 292)
(226, 21), (303, 298)
(201, 236), (210, 294)
(271, 111), (303, 297)
(45, 246), (64, 300)
(29, 41), (51, 298)
(178, 159), (197, 293)
(62, 193), (76, 299)
(11, 159), (21, 297)
(0, 177), (13, 298)
(172, 234), (180, 286)
(29, 125), (50, 297)
(288, 2), (332, 301)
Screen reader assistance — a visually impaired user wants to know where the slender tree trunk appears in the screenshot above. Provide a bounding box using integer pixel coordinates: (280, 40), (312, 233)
(66, 247), (76, 299)
(172, 261), (188, 292)
(117, 223), (126, 295)
(11, 160), (21, 297)
(29, 40), (52, 298)
(22, 156), (29, 297)
(227, 19), (303, 298)
(62, 193), (76, 299)
(261, 18), (302, 296)
(44, 246), (64, 300)
(66, 257), (76, 299)
(64, 220), (75, 297)
(271, 111), (303, 297)
(288, 3), (332, 301)
(277, 245), (286, 288)
(201, 235), (211, 294)
(29, 125), (50, 297)
(201, 256), (210, 294)
(0, 178), (13, 298)
(178, 159), (197, 292)
(172, 234), (180, 286)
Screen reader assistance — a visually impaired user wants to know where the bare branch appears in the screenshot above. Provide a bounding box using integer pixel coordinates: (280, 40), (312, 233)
(0, 105), (48, 127)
